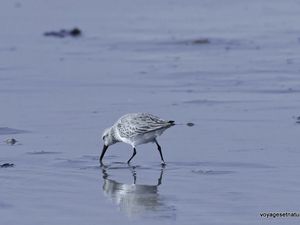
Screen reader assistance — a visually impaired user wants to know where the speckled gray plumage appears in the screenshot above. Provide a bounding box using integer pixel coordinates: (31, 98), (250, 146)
(116, 113), (174, 138)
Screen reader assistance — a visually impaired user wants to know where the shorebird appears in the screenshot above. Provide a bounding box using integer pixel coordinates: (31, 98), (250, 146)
(100, 113), (175, 165)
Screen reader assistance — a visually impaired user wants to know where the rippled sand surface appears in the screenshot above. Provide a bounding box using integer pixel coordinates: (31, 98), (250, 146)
(1, 0), (300, 224)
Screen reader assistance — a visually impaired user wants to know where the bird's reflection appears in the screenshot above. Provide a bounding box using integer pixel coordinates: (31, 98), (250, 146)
(101, 164), (175, 219)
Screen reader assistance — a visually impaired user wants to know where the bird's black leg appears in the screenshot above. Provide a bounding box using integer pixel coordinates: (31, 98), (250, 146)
(127, 147), (137, 164)
(154, 139), (165, 164)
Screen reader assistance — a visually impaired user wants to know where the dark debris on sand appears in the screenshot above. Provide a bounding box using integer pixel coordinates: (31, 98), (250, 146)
(181, 38), (210, 45)
(186, 122), (195, 127)
(44, 27), (82, 38)
(1, 163), (14, 168)
(190, 38), (210, 44)
(171, 38), (210, 46)
(5, 138), (17, 145)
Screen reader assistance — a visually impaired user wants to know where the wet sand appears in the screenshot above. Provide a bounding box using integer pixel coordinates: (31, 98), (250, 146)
(1, 0), (300, 224)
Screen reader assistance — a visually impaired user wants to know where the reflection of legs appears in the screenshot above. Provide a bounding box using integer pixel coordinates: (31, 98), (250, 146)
(129, 166), (137, 184)
(157, 165), (165, 186)
(101, 167), (108, 179)
(127, 148), (137, 164)
(154, 139), (165, 164)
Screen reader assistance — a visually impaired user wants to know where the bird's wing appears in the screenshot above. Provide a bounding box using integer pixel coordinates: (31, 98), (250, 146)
(117, 113), (173, 138)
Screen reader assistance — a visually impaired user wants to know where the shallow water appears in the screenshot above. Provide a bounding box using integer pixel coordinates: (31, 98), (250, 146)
(1, 0), (300, 224)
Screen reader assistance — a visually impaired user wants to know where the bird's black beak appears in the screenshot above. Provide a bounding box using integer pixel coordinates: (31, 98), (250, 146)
(100, 145), (108, 165)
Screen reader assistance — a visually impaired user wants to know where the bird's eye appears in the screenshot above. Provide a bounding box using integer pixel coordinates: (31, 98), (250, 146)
(102, 134), (108, 140)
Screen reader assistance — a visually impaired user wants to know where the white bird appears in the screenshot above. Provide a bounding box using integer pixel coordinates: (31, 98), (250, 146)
(100, 113), (175, 165)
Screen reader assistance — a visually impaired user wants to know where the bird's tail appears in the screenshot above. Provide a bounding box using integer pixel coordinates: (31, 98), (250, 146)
(168, 120), (175, 125)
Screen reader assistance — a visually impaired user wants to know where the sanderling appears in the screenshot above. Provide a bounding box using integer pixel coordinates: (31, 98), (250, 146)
(100, 113), (175, 165)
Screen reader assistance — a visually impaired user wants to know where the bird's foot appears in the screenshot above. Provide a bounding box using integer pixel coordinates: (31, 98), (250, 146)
(99, 160), (106, 167)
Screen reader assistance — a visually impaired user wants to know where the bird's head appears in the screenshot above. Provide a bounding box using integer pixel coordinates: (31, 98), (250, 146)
(102, 127), (114, 147)
(100, 127), (119, 164)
